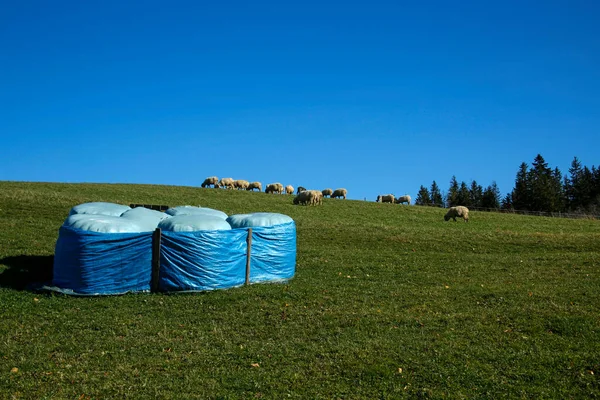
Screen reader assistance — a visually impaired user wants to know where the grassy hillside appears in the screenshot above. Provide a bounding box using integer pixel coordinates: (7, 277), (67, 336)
(1, 181), (599, 399)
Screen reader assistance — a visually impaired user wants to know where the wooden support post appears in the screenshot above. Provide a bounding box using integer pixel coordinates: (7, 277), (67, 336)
(151, 228), (161, 293)
(245, 228), (252, 285)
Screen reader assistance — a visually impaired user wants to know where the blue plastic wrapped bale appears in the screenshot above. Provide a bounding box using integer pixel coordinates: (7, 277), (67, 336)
(120, 207), (170, 232)
(226, 212), (294, 228)
(158, 215), (231, 232)
(165, 205), (228, 220)
(69, 202), (131, 217)
(52, 226), (153, 295)
(63, 214), (144, 233)
(159, 229), (248, 292)
(249, 221), (296, 284)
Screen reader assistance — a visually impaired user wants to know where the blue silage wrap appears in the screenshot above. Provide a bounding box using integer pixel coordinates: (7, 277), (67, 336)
(249, 221), (296, 283)
(159, 229), (248, 292)
(53, 226), (153, 295)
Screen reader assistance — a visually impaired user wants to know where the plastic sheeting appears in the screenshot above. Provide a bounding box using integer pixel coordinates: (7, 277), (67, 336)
(159, 229), (248, 292)
(63, 214), (144, 233)
(227, 212), (294, 228)
(52, 226), (152, 295)
(165, 206), (228, 220)
(120, 207), (170, 232)
(52, 204), (296, 295)
(158, 215), (231, 232)
(249, 222), (296, 283)
(69, 202), (131, 217)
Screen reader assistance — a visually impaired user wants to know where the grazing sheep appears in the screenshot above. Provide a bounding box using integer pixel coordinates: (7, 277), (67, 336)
(395, 195), (411, 205)
(233, 179), (250, 190)
(376, 194), (395, 204)
(293, 189), (323, 206)
(297, 186), (306, 194)
(218, 177), (235, 190)
(265, 182), (284, 194)
(444, 206), (470, 222)
(246, 181), (262, 192)
(322, 188), (333, 198)
(285, 185), (294, 195)
(201, 176), (219, 188)
(331, 188), (347, 199)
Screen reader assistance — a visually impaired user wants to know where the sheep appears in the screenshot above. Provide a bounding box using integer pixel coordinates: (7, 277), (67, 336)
(395, 195), (411, 205)
(322, 188), (333, 198)
(285, 185), (294, 195)
(233, 179), (250, 190)
(331, 188), (347, 199)
(265, 182), (284, 194)
(246, 181), (262, 192)
(444, 206), (470, 222)
(297, 186), (306, 194)
(376, 194), (395, 204)
(201, 176), (219, 188)
(293, 190), (323, 206)
(217, 177), (235, 189)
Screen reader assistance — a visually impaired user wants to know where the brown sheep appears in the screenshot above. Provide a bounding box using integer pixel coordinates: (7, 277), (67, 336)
(201, 176), (219, 188)
(322, 188), (333, 198)
(331, 188), (347, 199)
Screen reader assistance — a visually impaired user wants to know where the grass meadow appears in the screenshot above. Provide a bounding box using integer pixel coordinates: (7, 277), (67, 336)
(0, 181), (599, 399)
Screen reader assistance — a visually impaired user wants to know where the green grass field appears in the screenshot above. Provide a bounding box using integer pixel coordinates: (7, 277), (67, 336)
(1, 181), (599, 399)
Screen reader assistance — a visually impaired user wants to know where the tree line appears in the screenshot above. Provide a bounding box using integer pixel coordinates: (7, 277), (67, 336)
(415, 154), (600, 214)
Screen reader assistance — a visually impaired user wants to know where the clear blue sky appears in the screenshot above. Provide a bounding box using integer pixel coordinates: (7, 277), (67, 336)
(1, 0), (599, 201)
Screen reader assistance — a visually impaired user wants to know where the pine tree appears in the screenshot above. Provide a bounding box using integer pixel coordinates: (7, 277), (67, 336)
(481, 181), (501, 210)
(415, 185), (432, 206)
(430, 181), (444, 207)
(446, 176), (459, 207)
(501, 193), (513, 210)
(457, 181), (471, 207)
(551, 167), (564, 212)
(469, 180), (483, 208)
(512, 162), (530, 210)
(565, 156), (583, 210)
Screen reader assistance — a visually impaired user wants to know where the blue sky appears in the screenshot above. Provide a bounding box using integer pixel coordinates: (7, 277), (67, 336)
(1, 0), (598, 202)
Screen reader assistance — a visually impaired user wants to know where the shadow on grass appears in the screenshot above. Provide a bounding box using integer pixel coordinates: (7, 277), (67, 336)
(0, 255), (54, 290)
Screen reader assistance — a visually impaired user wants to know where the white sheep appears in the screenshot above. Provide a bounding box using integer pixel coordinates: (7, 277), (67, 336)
(395, 195), (411, 205)
(322, 188), (333, 197)
(218, 177), (235, 189)
(444, 206), (470, 222)
(246, 182), (262, 192)
(376, 194), (395, 203)
(265, 182), (284, 194)
(233, 179), (250, 190)
(201, 176), (219, 188)
(331, 188), (347, 199)
(293, 189), (323, 206)
(285, 185), (294, 195)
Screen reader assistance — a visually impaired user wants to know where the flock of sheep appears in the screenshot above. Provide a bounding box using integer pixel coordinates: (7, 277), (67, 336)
(201, 176), (470, 222)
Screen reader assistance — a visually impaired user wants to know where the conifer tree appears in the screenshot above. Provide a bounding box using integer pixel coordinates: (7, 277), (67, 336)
(501, 193), (513, 210)
(457, 181), (471, 207)
(481, 182), (501, 210)
(430, 181), (444, 207)
(415, 185), (431, 206)
(446, 176), (459, 207)
(469, 180), (483, 208)
(512, 162), (530, 210)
